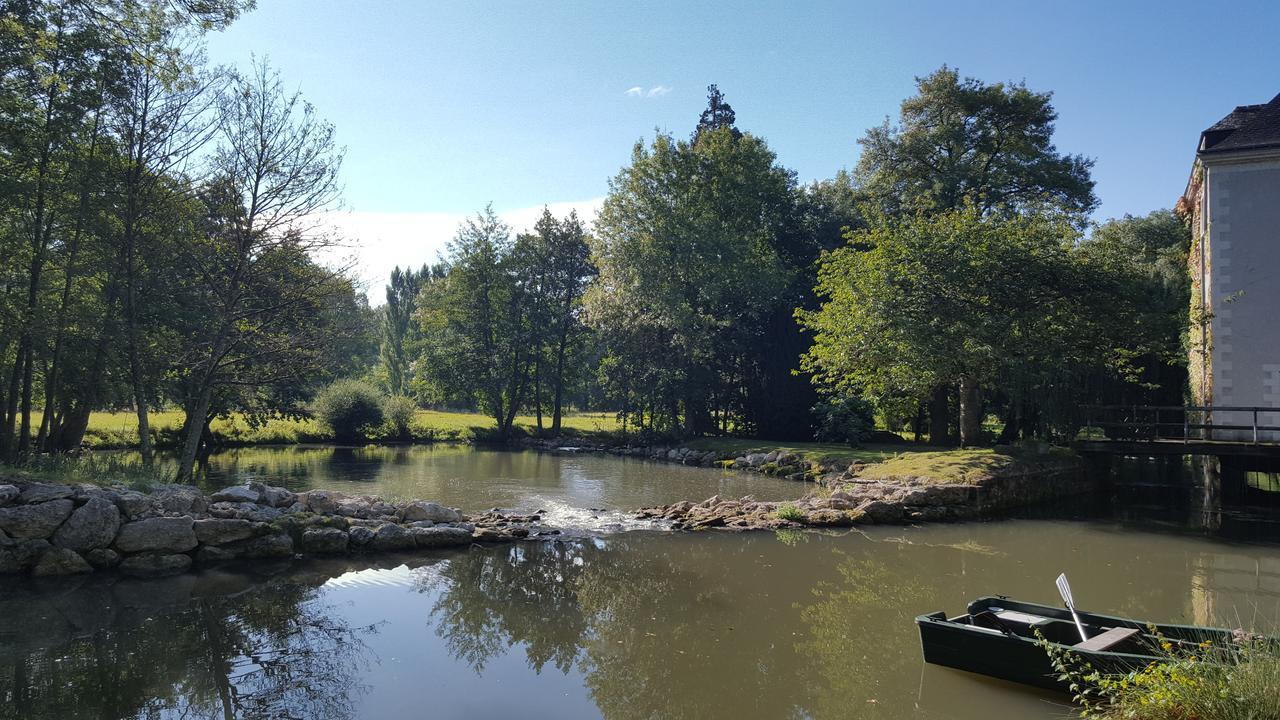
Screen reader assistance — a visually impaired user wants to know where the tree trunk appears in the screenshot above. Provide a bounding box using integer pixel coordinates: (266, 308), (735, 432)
(928, 384), (951, 446)
(551, 325), (568, 434)
(177, 384), (214, 482)
(534, 355), (543, 431)
(959, 376), (984, 447)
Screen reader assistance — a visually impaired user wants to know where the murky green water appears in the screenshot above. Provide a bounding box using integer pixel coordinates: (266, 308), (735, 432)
(3, 520), (1277, 720)
(190, 444), (806, 517)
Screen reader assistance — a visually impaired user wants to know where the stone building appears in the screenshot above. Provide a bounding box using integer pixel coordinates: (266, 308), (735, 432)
(1181, 92), (1280, 440)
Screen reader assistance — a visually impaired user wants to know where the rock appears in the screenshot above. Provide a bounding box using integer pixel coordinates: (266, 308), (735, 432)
(0, 537), (49, 573)
(301, 490), (343, 515)
(0, 484), (19, 507)
(32, 547), (92, 576)
(229, 532), (293, 559)
(210, 484), (262, 504)
(113, 490), (158, 520)
(18, 482), (75, 504)
(151, 485), (208, 516)
(193, 518), (256, 546)
(336, 499), (373, 518)
(195, 546), (238, 564)
(399, 501), (462, 524)
(119, 553), (192, 578)
(410, 526), (472, 548)
(347, 526), (375, 547)
(113, 516), (197, 554)
(52, 497), (120, 551)
(207, 502), (283, 523)
(262, 486), (296, 508)
(83, 548), (121, 570)
(300, 527), (348, 554)
(855, 500), (903, 524)
(369, 501), (398, 517)
(371, 524), (415, 551)
(0, 498), (74, 539)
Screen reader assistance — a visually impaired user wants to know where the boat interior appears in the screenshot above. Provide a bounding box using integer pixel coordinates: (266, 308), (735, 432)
(923, 606), (1150, 655)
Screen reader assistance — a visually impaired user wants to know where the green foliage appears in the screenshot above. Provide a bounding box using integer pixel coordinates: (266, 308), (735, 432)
(812, 395), (876, 446)
(311, 380), (385, 442)
(1042, 629), (1280, 720)
(382, 395), (417, 441)
(775, 503), (806, 522)
(856, 65), (1096, 219)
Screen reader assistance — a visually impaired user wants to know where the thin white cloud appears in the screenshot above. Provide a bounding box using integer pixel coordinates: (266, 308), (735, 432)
(646, 85), (672, 98)
(317, 198), (605, 301)
(624, 86), (643, 97)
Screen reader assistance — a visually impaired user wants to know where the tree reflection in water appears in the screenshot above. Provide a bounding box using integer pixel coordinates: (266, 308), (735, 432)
(0, 571), (376, 720)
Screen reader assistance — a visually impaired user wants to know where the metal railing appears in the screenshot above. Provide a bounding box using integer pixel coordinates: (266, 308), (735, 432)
(1080, 405), (1280, 445)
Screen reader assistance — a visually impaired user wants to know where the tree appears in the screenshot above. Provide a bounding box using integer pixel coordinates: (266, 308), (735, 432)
(172, 59), (346, 480)
(850, 66), (1097, 441)
(590, 115), (797, 436)
(856, 66), (1096, 219)
(693, 84), (741, 142)
(379, 264), (440, 397)
(414, 206), (531, 437)
(800, 204), (1106, 446)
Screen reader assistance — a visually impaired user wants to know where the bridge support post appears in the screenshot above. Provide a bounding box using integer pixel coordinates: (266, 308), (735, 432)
(1190, 455), (1222, 531)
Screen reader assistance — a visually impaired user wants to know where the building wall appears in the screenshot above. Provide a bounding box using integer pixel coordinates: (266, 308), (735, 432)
(1203, 155), (1280, 439)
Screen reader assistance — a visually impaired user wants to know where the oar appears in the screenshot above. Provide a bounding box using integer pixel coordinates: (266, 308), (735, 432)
(1055, 573), (1089, 643)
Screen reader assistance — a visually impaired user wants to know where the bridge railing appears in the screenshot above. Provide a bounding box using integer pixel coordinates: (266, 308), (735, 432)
(1080, 405), (1280, 444)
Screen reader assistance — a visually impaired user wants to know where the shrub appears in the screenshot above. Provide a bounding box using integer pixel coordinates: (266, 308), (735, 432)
(1043, 629), (1280, 720)
(813, 395), (876, 446)
(775, 503), (806, 522)
(383, 395), (418, 441)
(312, 380), (385, 442)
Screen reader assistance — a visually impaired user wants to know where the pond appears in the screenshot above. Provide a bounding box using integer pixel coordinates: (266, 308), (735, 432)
(183, 445), (808, 526)
(3, 519), (1277, 719)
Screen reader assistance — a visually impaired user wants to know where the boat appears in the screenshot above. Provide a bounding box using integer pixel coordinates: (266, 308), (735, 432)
(916, 596), (1243, 691)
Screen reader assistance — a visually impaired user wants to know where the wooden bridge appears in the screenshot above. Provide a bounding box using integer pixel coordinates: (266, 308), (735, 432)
(1075, 405), (1280, 458)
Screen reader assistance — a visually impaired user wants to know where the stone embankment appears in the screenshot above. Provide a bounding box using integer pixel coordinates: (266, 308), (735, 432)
(525, 438), (833, 481)
(636, 454), (1091, 531)
(0, 479), (543, 579)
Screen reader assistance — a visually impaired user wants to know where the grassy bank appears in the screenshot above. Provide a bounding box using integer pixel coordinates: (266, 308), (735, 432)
(38, 409), (621, 449)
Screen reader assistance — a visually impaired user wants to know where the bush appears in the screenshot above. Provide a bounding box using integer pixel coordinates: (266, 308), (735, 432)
(312, 380), (385, 442)
(775, 503), (806, 522)
(813, 395), (876, 446)
(383, 395), (417, 441)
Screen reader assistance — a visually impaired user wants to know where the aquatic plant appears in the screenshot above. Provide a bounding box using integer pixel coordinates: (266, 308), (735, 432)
(775, 503), (806, 522)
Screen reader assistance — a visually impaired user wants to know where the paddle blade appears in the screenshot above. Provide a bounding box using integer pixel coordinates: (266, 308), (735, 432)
(1055, 573), (1074, 609)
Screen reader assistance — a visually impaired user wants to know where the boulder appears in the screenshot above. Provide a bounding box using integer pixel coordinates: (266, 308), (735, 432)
(0, 498), (74, 539)
(371, 523), (415, 551)
(119, 553), (192, 578)
(210, 484), (262, 504)
(0, 537), (49, 573)
(32, 547), (93, 576)
(229, 532), (293, 558)
(52, 496), (121, 551)
(195, 545), (238, 564)
(207, 502), (283, 523)
(113, 490), (158, 520)
(193, 518), (256, 546)
(151, 485), (208, 516)
(262, 486), (296, 508)
(83, 548), (121, 570)
(336, 499), (373, 518)
(0, 484), (19, 507)
(114, 516), (197, 554)
(18, 482), (75, 504)
(410, 526), (472, 548)
(399, 501), (462, 524)
(300, 527), (348, 554)
(347, 526), (375, 547)
(300, 490), (343, 515)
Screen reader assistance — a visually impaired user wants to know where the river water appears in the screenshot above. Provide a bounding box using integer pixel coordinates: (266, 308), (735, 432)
(3, 448), (1278, 719)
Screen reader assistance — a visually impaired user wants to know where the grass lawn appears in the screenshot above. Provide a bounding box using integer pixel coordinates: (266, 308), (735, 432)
(681, 437), (947, 466)
(857, 446), (1083, 485)
(37, 408), (622, 448)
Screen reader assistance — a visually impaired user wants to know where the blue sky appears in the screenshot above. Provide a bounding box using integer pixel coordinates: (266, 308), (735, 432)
(205, 0), (1280, 292)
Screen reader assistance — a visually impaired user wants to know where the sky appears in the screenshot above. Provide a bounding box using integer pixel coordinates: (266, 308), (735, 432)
(204, 0), (1280, 296)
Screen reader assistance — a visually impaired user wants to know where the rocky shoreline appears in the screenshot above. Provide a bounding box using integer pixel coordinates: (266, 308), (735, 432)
(0, 479), (550, 579)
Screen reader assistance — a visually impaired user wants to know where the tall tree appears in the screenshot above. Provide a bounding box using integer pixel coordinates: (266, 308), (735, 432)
(415, 206), (531, 437)
(173, 59), (345, 480)
(379, 264), (437, 397)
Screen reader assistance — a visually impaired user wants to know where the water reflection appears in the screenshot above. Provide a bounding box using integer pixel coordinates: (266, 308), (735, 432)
(3, 521), (1279, 719)
(0, 568), (376, 720)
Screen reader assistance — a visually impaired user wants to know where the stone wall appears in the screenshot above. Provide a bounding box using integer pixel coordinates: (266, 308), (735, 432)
(0, 479), (535, 579)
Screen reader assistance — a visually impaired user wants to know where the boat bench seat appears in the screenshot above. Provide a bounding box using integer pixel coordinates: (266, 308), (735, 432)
(1074, 626), (1141, 652)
